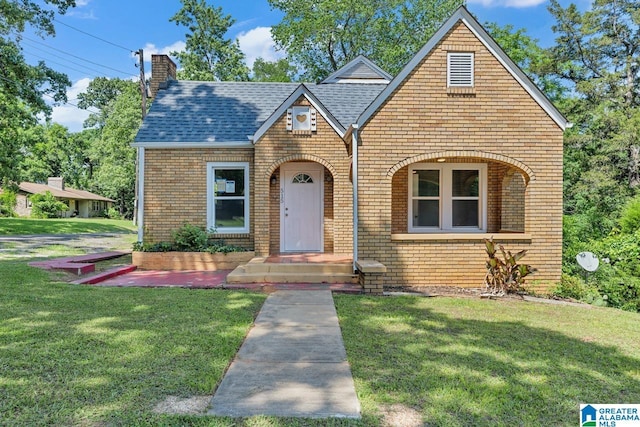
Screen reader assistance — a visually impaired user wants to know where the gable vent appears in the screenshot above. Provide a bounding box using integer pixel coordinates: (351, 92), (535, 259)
(447, 52), (474, 87)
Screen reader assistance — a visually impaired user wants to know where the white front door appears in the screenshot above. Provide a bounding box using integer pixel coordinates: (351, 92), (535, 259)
(281, 163), (323, 252)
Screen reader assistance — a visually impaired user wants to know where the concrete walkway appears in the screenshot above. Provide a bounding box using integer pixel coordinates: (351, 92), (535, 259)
(209, 290), (360, 418)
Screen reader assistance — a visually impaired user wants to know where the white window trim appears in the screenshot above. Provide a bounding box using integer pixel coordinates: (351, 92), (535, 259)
(447, 52), (474, 87)
(207, 162), (250, 234)
(408, 163), (487, 233)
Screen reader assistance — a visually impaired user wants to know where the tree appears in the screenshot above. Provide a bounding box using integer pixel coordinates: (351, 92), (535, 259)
(252, 57), (298, 82)
(88, 83), (141, 218)
(77, 77), (132, 129)
(20, 123), (91, 188)
(268, 0), (463, 81)
(0, 0), (74, 184)
(170, 0), (249, 81)
(548, 0), (640, 191)
(542, 0), (640, 239)
(485, 22), (564, 102)
(29, 191), (67, 218)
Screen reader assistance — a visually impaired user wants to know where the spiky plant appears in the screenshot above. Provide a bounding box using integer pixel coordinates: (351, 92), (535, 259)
(484, 237), (536, 295)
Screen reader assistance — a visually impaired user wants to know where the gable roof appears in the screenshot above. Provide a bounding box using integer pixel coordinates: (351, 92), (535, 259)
(134, 80), (386, 146)
(356, 6), (569, 131)
(18, 182), (114, 202)
(321, 55), (392, 84)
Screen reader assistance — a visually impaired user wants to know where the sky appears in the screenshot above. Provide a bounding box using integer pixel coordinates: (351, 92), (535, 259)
(24, 0), (590, 132)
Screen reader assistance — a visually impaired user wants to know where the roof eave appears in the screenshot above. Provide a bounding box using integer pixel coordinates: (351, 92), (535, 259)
(131, 141), (255, 149)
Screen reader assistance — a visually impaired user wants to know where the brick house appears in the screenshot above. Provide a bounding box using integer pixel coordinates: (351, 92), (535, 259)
(133, 7), (567, 292)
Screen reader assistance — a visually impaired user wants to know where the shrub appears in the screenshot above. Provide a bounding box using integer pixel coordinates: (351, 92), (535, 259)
(205, 240), (247, 254)
(594, 267), (640, 312)
(619, 195), (640, 233)
(29, 191), (67, 218)
(133, 224), (247, 254)
(0, 190), (17, 217)
(106, 207), (121, 220)
(553, 274), (602, 303)
(484, 237), (535, 295)
(172, 223), (209, 251)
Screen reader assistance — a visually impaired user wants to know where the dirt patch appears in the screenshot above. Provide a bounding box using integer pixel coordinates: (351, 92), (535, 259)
(385, 285), (590, 307)
(152, 395), (211, 415)
(379, 403), (423, 427)
(386, 285), (485, 298)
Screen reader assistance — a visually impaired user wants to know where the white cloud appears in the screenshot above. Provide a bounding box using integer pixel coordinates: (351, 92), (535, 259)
(141, 41), (186, 63)
(76, 0), (91, 6)
(237, 26), (285, 69)
(50, 78), (92, 133)
(467, 0), (546, 7)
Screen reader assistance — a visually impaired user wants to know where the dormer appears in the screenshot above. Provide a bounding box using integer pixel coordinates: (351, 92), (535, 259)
(321, 55), (392, 84)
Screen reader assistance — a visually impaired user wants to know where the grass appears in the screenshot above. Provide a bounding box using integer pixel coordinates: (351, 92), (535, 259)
(0, 217), (136, 235)
(0, 259), (266, 426)
(3, 247), (640, 426)
(334, 295), (640, 426)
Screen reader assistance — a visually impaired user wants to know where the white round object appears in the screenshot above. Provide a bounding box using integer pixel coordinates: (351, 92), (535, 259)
(576, 252), (599, 272)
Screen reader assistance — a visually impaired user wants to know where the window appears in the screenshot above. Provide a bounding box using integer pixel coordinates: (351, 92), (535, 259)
(207, 162), (249, 233)
(409, 163), (486, 232)
(447, 52), (474, 87)
(292, 173), (313, 184)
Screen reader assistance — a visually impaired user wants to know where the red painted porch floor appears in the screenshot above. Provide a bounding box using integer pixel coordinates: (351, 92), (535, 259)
(92, 253), (360, 293)
(93, 269), (360, 293)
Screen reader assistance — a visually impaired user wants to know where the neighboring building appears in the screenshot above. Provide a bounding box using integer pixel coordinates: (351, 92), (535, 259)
(16, 177), (114, 218)
(133, 7), (567, 292)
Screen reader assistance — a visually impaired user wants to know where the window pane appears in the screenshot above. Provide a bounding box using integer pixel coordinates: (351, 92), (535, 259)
(412, 170), (439, 197)
(413, 200), (439, 227)
(292, 173), (313, 184)
(215, 199), (245, 228)
(452, 170), (479, 197)
(214, 169), (244, 196)
(452, 200), (479, 227)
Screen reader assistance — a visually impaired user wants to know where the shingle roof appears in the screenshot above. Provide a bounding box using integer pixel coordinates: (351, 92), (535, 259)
(18, 182), (114, 202)
(134, 80), (387, 143)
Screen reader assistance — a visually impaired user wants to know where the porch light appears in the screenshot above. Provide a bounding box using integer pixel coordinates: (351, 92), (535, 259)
(270, 175), (277, 185)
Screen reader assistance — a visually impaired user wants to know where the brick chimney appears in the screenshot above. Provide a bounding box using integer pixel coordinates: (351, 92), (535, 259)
(48, 177), (64, 190)
(150, 54), (177, 99)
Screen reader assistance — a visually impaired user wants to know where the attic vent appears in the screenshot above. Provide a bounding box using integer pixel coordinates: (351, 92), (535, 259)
(447, 52), (474, 87)
(286, 106), (317, 132)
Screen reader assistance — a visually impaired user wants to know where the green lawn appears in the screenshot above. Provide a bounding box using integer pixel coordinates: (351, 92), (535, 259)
(0, 259), (266, 426)
(3, 257), (640, 426)
(334, 295), (640, 426)
(0, 217), (136, 235)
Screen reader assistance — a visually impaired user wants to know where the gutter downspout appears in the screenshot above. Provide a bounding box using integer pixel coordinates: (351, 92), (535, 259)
(137, 147), (145, 242)
(352, 124), (359, 273)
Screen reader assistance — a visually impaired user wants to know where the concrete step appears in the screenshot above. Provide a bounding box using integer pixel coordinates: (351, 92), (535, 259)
(226, 268), (358, 284)
(241, 262), (354, 275)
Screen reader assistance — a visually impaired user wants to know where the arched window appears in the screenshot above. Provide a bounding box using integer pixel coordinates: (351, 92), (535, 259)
(292, 173), (314, 184)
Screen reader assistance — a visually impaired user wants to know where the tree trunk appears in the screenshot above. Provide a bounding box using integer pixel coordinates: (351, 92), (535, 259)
(630, 145), (640, 188)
